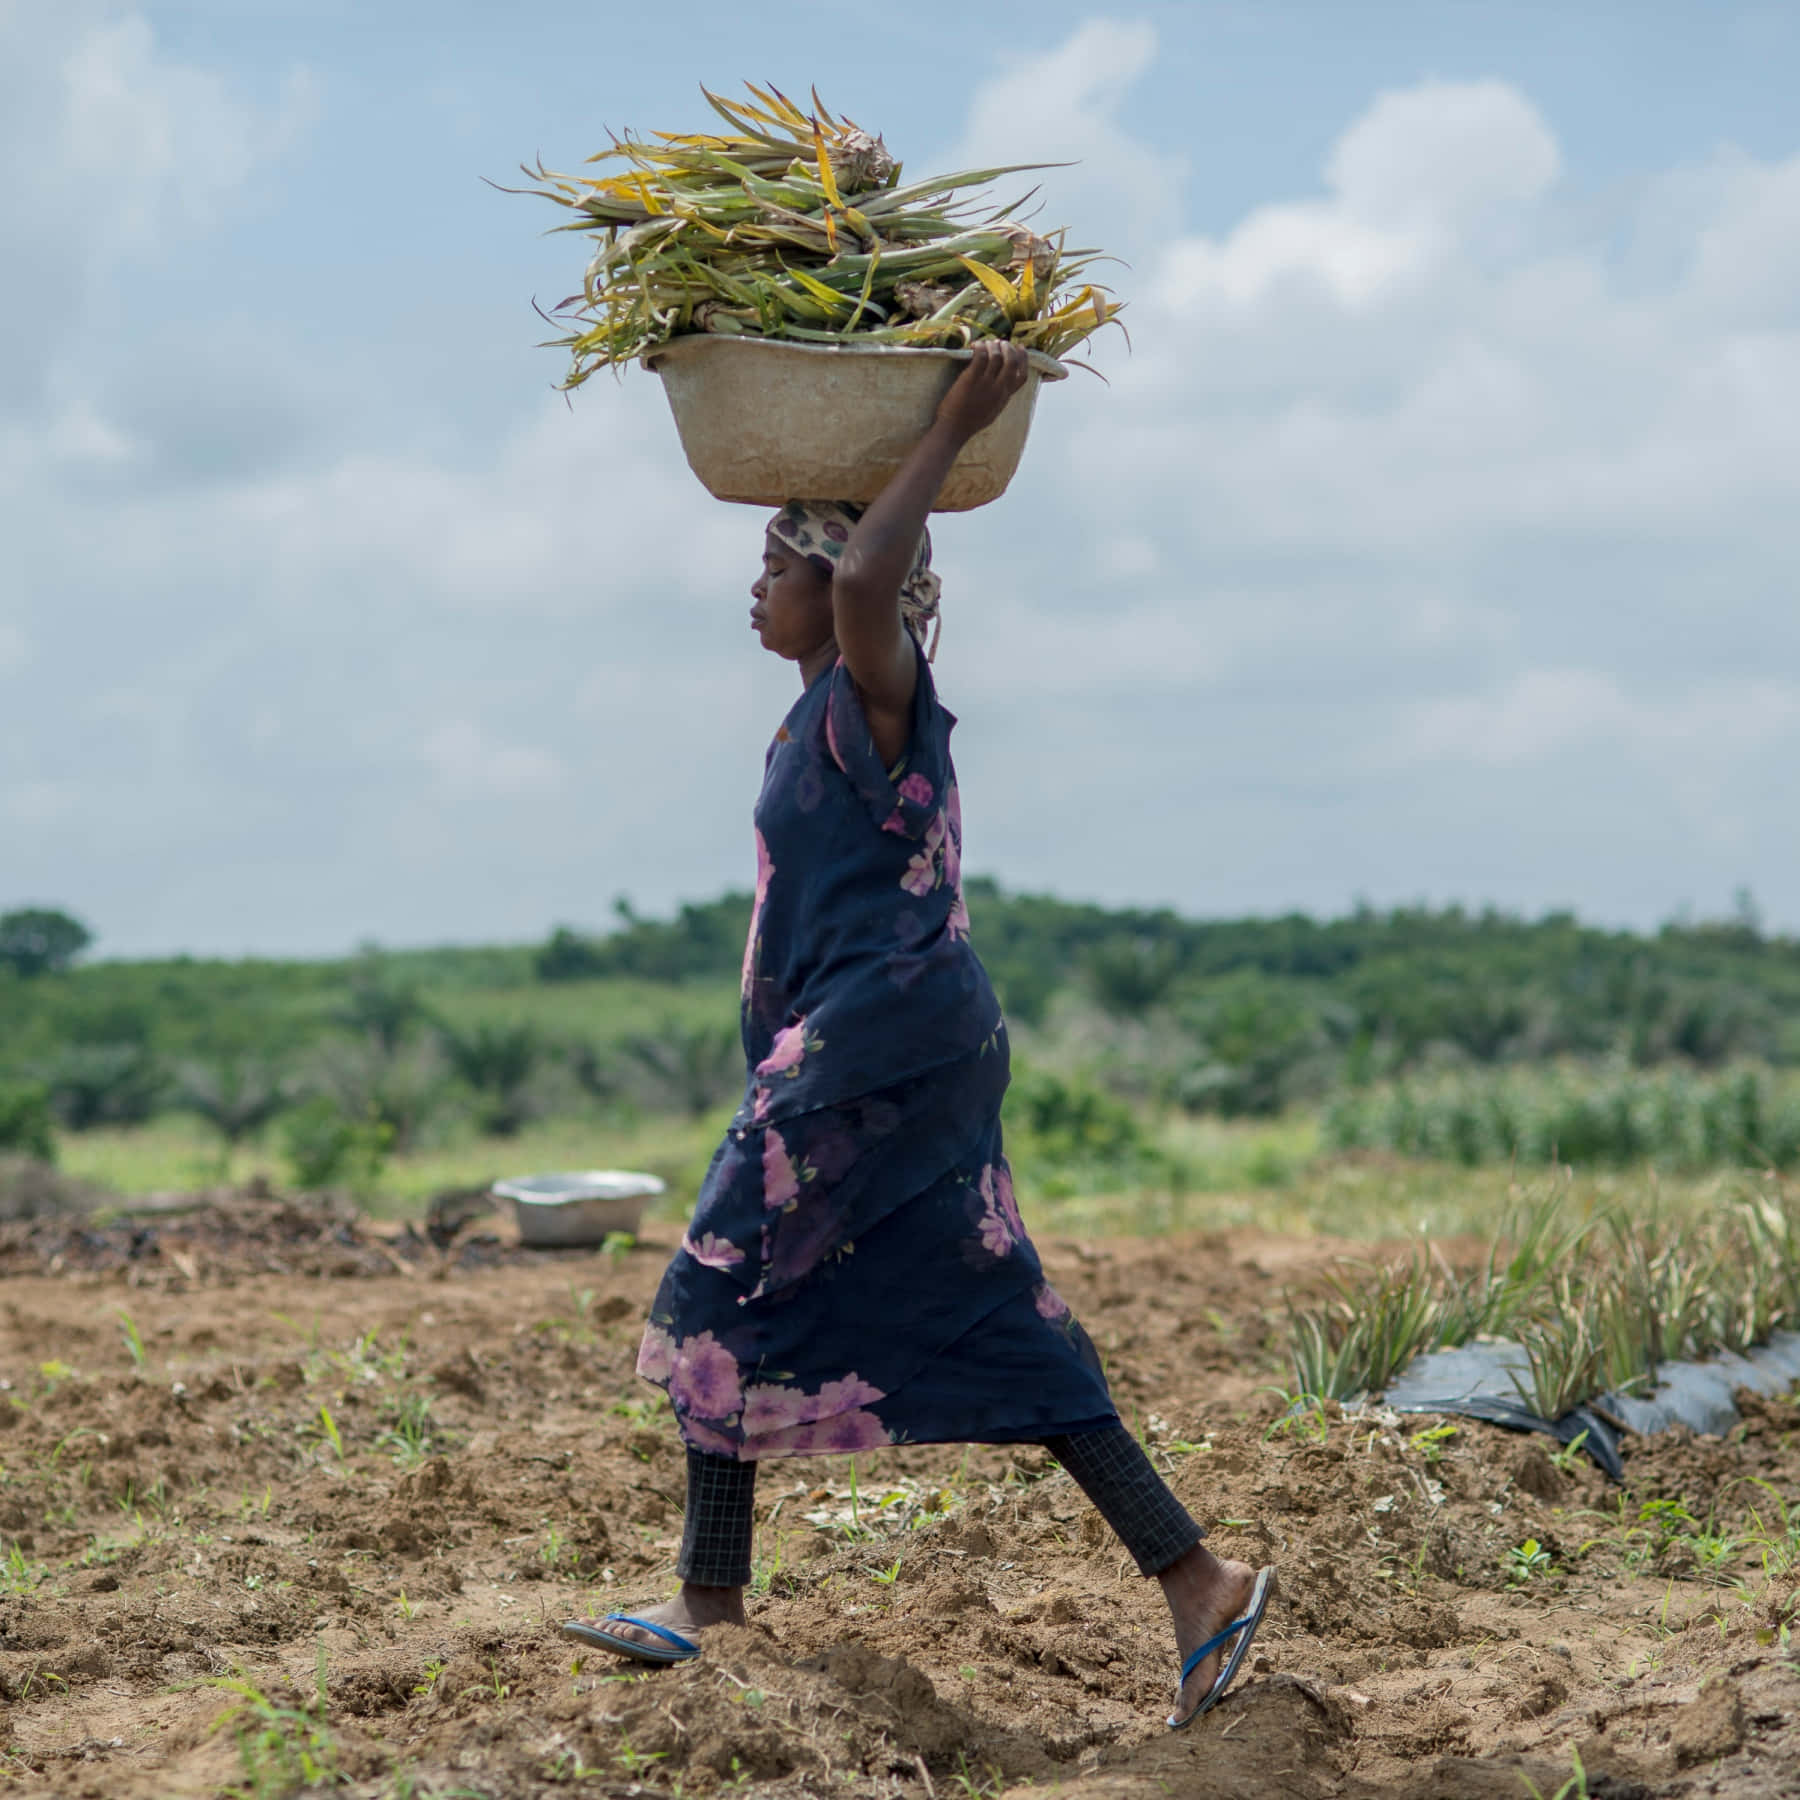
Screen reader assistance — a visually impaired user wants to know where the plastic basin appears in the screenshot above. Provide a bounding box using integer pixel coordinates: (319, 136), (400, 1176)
(491, 1170), (666, 1249)
(642, 335), (1067, 512)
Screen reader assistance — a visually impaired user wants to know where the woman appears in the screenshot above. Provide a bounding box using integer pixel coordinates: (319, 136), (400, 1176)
(564, 342), (1275, 1729)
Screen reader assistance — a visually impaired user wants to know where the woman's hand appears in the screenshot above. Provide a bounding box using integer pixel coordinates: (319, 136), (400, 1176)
(935, 340), (1031, 444)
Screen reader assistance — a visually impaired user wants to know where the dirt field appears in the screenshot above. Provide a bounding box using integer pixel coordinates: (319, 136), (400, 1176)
(4, 1193), (1800, 1799)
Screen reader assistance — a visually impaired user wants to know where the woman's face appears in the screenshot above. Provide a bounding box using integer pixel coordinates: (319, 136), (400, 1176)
(750, 532), (834, 661)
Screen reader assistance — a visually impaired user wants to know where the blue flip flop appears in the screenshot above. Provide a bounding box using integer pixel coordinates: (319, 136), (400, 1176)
(1168, 1566), (1278, 1730)
(560, 1613), (701, 1666)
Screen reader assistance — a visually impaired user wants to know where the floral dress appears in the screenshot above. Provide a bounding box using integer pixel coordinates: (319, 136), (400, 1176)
(638, 648), (1117, 1459)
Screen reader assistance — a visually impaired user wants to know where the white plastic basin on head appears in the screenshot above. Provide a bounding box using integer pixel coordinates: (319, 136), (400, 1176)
(491, 1170), (666, 1249)
(642, 335), (1067, 512)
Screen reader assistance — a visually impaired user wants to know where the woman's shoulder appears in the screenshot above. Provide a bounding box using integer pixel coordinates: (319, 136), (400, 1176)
(824, 648), (956, 840)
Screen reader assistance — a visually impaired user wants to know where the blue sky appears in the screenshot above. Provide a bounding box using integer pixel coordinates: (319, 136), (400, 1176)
(5, 2), (1799, 954)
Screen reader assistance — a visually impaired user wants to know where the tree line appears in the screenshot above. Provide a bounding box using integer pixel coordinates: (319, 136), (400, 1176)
(3, 889), (1797, 1173)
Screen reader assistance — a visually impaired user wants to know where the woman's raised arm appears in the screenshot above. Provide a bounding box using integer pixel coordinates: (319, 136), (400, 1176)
(831, 342), (1031, 735)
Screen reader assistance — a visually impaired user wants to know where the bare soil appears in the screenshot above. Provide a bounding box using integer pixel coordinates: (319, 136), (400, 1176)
(3, 1193), (1799, 1798)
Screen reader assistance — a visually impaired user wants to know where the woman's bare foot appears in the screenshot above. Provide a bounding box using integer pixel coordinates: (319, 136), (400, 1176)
(1157, 1544), (1260, 1722)
(565, 1581), (746, 1658)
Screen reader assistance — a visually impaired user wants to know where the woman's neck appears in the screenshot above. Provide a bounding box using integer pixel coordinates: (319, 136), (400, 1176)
(797, 638), (839, 689)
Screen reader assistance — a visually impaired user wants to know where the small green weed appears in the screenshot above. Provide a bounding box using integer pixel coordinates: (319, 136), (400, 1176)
(1741, 1478), (1800, 1579)
(1505, 1538), (1554, 1585)
(1261, 1390), (1330, 1444)
(1547, 1430), (1590, 1474)
(457, 1659), (510, 1703)
(306, 1405), (345, 1463)
(543, 1748), (602, 1781)
(375, 1393), (436, 1468)
(209, 1644), (337, 1798)
(609, 1393), (671, 1427)
(2, 1542), (47, 1594)
(750, 1539), (786, 1597)
(337, 1328), (408, 1385)
(1520, 1743), (1589, 1800)
(614, 1737), (668, 1775)
(951, 1755), (1006, 1800)
(1407, 1423), (1458, 1465)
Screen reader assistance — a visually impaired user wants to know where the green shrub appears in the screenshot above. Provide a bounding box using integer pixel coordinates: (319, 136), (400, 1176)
(1085, 939), (1181, 1017)
(314, 1039), (448, 1151)
(174, 1055), (291, 1148)
(438, 1021), (544, 1136)
(622, 1021), (741, 1119)
(984, 954), (1059, 1028)
(333, 958), (428, 1055)
(1174, 975), (1340, 1117)
(280, 1098), (391, 1192)
(0, 1082), (54, 1161)
(43, 1043), (164, 1130)
(1004, 1065), (1176, 1196)
(538, 895), (753, 984)
(536, 925), (610, 983)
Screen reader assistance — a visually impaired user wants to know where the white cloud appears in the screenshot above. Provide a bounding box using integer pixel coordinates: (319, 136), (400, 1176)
(59, 16), (315, 243)
(1685, 148), (1800, 321)
(2, 781), (81, 826)
(420, 721), (566, 797)
(0, 6), (313, 414)
(1021, 56), (1800, 611)
(944, 19), (1171, 256)
(1153, 79), (1559, 312)
(1393, 671), (1800, 769)
(45, 402), (138, 467)
(1328, 80), (1560, 235)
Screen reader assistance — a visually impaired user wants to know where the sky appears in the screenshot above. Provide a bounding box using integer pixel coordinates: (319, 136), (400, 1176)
(4, 1), (1799, 957)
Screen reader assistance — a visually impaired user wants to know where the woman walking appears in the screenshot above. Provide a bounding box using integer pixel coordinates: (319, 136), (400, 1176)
(564, 342), (1274, 1728)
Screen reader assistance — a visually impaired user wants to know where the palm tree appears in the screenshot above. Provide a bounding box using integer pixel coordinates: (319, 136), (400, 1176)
(623, 1020), (742, 1118)
(174, 1056), (293, 1172)
(334, 951), (427, 1056)
(438, 1021), (544, 1137)
(563, 1037), (621, 1105)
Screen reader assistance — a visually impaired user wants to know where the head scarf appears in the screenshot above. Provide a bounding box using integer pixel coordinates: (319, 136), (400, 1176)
(767, 501), (943, 660)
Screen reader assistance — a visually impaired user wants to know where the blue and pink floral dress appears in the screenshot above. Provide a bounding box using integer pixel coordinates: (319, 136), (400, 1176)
(637, 648), (1117, 1459)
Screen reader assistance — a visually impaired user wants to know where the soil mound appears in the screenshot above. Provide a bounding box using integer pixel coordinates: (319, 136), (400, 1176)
(0, 1183), (567, 1283)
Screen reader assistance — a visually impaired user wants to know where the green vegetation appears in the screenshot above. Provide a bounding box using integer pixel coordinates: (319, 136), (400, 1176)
(279, 1098), (393, 1194)
(1284, 1178), (1800, 1415)
(0, 906), (92, 979)
(0, 1080), (55, 1160)
(209, 1644), (338, 1797)
(1326, 1063), (1800, 1170)
(5, 884), (1799, 1214)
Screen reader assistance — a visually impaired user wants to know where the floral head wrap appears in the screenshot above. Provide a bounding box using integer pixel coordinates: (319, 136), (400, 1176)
(767, 501), (943, 659)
